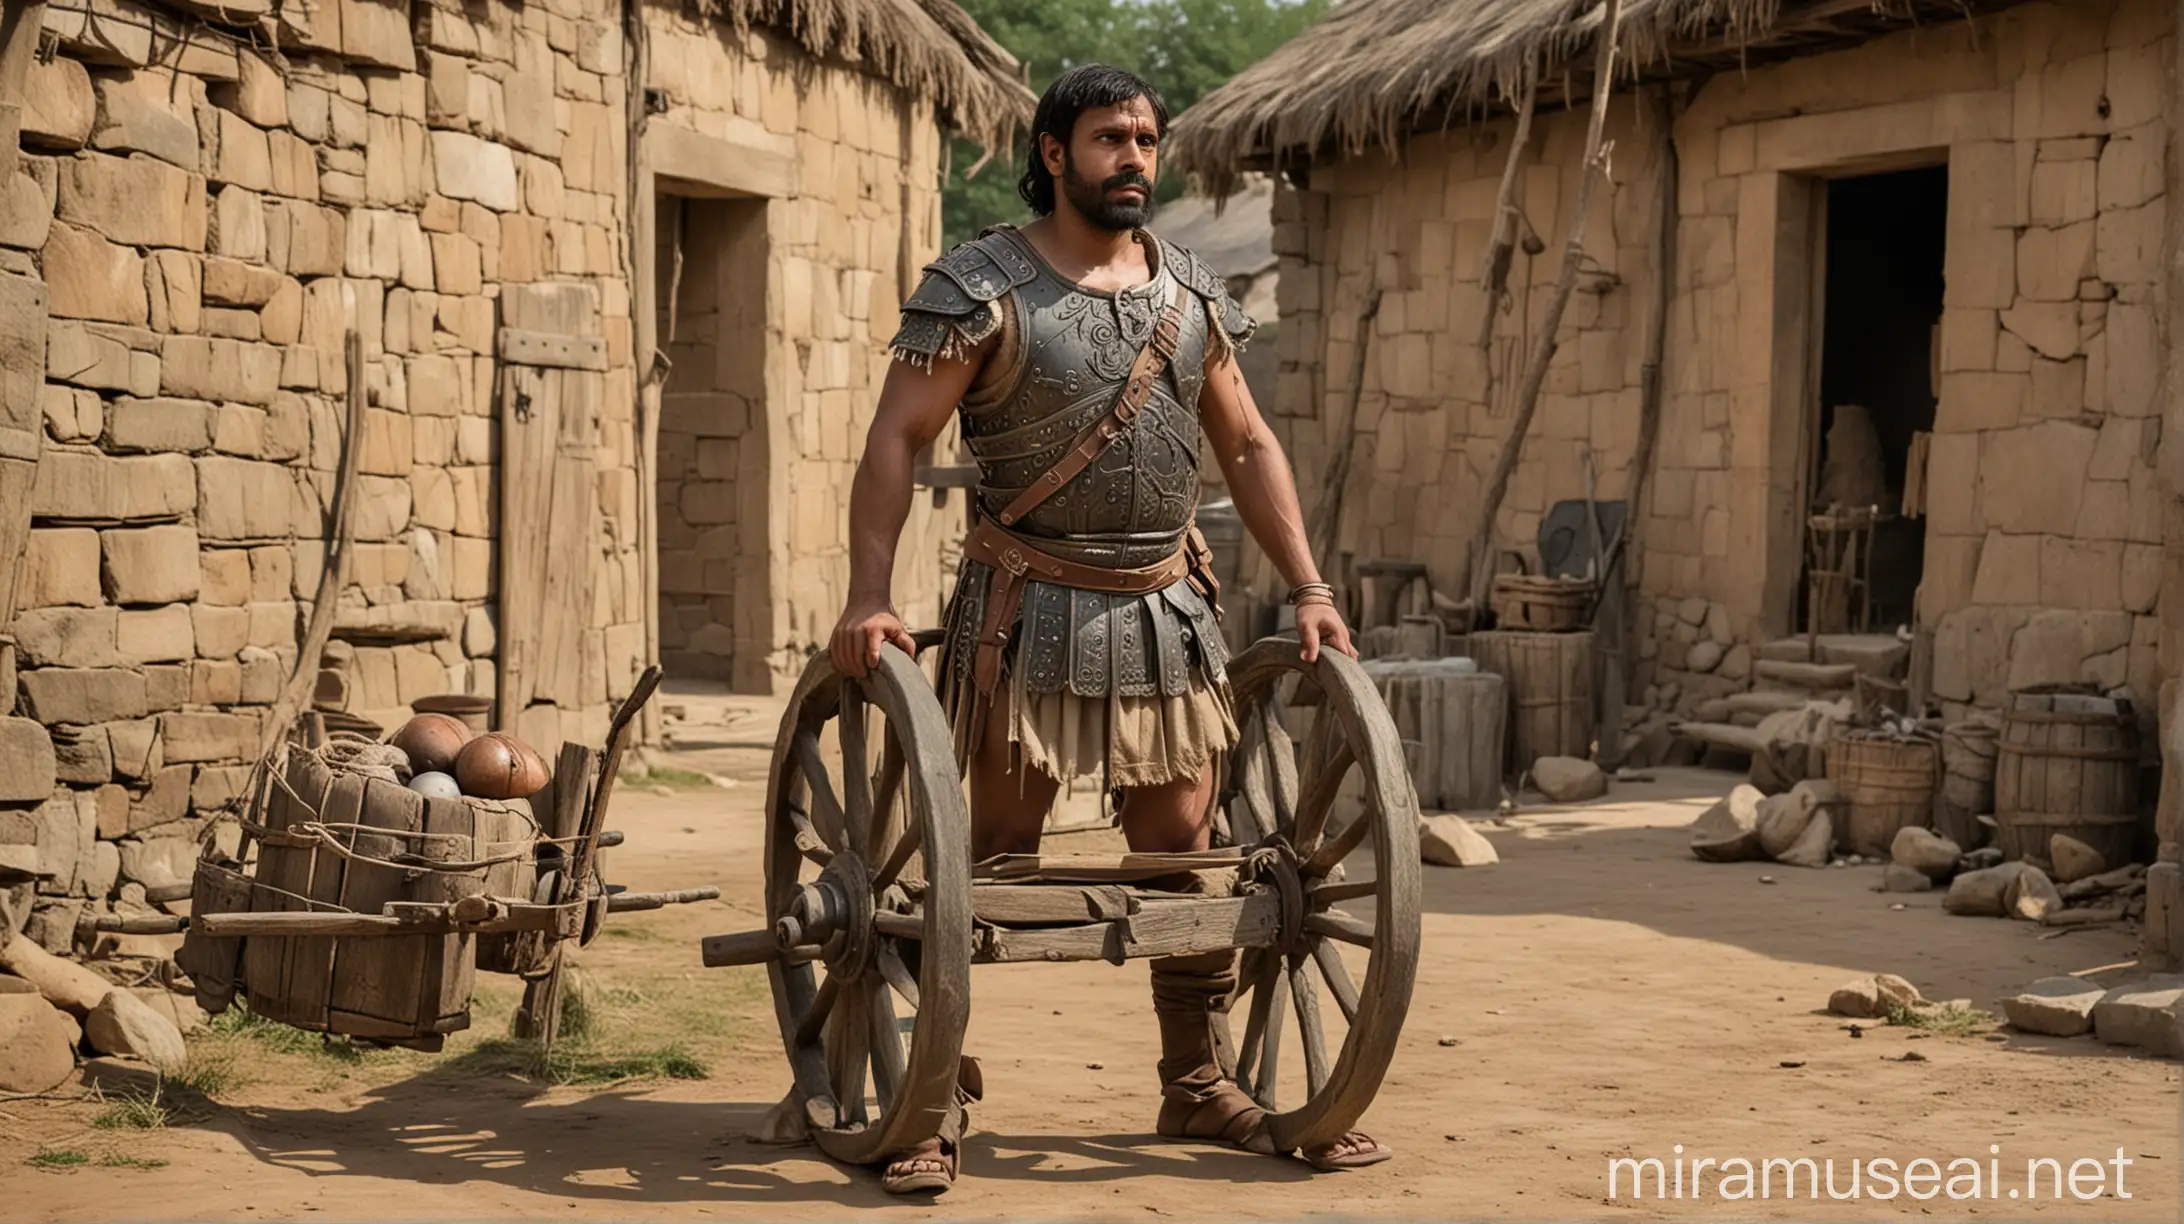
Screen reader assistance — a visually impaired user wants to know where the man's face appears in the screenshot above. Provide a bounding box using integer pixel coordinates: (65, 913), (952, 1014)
(1043, 96), (1160, 232)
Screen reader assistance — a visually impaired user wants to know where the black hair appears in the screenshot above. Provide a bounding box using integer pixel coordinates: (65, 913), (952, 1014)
(1017, 64), (1169, 217)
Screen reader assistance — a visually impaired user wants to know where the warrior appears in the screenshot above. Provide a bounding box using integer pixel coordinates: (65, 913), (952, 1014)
(828, 63), (1390, 1194)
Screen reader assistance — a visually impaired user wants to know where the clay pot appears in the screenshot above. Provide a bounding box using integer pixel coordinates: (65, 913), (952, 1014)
(455, 733), (550, 800)
(411, 694), (493, 736)
(408, 771), (463, 800)
(389, 713), (473, 775)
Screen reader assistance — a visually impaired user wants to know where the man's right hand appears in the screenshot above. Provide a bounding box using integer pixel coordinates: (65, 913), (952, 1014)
(830, 598), (919, 678)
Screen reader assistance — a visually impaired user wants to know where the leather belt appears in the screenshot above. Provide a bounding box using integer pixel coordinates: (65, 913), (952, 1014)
(964, 518), (1188, 701)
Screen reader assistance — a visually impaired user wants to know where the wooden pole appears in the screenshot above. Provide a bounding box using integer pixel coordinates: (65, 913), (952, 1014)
(1463, 0), (1628, 612)
(1307, 291), (1384, 584)
(626, 0), (665, 751)
(260, 327), (367, 757)
(1474, 50), (1540, 356)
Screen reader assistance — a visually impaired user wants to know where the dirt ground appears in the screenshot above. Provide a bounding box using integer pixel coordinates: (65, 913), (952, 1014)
(8, 684), (2179, 1219)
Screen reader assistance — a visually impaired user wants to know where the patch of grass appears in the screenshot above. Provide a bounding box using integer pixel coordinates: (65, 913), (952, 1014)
(169, 1052), (245, 1098)
(204, 1003), (388, 1064)
(28, 1150), (89, 1169)
(622, 767), (715, 790)
(1886, 1001), (1996, 1036)
(446, 1037), (708, 1087)
(98, 1154), (170, 1170)
(92, 1083), (170, 1130)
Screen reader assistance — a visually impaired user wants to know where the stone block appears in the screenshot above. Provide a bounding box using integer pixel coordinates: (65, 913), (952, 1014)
(151, 250), (201, 335)
(116, 835), (196, 892)
(21, 55), (94, 149)
(159, 710), (257, 764)
(341, 0), (417, 70)
(191, 764), (251, 813)
(193, 457), (296, 542)
(2015, 223), (2095, 303)
(1, 171), (51, 253)
(431, 131), (519, 212)
(210, 108), (272, 192)
(502, 72), (561, 158)
(144, 664), (188, 712)
(12, 607), (120, 668)
(31, 450), (196, 523)
(106, 718), (160, 782)
(2092, 977), (2184, 1057)
(161, 335), (280, 405)
(192, 655), (242, 703)
(199, 257), (280, 308)
(2097, 201), (2162, 286)
(51, 725), (111, 787)
(99, 525), (202, 606)
(0, 720), (57, 803)
(105, 396), (213, 455)
(2027, 159), (2096, 226)
(211, 185), (266, 261)
(44, 320), (133, 393)
(191, 604), (249, 658)
(117, 605), (193, 663)
(19, 529), (102, 608)
(18, 668), (148, 725)
(2098, 133), (2164, 211)
(237, 645), (282, 704)
(249, 546), (292, 603)
(57, 153), (205, 250)
(43, 221), (147, 326)
(1982, 422), (2095, 534)
(89, 75), (199, 172)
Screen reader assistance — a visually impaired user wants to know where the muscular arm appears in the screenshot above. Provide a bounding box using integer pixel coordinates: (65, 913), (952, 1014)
(830, 345), (988, 676)
(1199, 349), (1356, 660)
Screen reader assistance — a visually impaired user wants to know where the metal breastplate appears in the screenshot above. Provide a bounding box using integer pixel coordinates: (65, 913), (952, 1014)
(958, 232), (1211, 570)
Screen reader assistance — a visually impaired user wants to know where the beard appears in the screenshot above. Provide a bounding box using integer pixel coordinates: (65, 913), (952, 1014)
(1060, 154), (1155, 231)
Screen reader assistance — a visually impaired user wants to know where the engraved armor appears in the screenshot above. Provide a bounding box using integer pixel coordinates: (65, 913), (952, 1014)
(891, 226), (1257, 700)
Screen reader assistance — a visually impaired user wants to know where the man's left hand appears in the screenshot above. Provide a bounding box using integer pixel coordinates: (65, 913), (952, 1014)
(1296, 602), (1357, 663)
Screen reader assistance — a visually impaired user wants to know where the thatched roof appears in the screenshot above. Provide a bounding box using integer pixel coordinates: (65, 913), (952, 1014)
(693, 0), (1036, 150)
(1172, 0), (1981, 191)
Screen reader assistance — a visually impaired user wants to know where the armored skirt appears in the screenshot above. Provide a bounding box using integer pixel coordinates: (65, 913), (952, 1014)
(936, 563), (1237, 790)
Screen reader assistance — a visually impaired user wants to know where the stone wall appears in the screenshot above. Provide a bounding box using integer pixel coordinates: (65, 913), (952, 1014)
(0, 0), (964, 948)
(1264, 0), (2173, 731)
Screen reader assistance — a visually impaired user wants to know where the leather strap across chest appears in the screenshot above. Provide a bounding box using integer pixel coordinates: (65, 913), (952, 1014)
(993, 280), (1190, 530)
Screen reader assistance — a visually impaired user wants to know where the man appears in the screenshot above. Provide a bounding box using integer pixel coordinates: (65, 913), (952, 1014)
(828, 63), (1389, 1194)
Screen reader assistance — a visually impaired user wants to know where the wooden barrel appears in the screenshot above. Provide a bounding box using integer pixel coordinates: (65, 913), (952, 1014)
(1994, 684), (2142, 867)
(1826, 733), (1937, 857)
(1933, 722), (1997, 849)
(1363, 659), (1504, 811)
(1490, 575), (1594, 632)
(235, 744), (534, 1043)
(1471, 630), (1594, 772)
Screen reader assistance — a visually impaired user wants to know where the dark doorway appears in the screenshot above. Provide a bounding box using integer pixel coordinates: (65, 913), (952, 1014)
(1807, 164), (1947, 633)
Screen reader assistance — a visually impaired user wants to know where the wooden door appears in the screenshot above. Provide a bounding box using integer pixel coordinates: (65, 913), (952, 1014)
(497, 284), (607, 753)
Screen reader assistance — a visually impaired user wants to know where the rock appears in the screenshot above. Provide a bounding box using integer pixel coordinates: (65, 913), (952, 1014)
(1944, 862), (2028, 917)
(1892, 827), (1963, 880)
(1828, 974), (1921, 1019)
(1688, 640), (1724, 673)
(1776, 810), (1833, 868)
(22, 55), (94, 148)
(0, 974), (35, 994)
(1883, 863), (1935, 892)
(1690, 785), (1766, 862)
(0, 994), (77, 1092)
(1419, 814), (1499, 868)
(2049, 834), (2106, 884)
(1756, 787), (1821, 858)
(0, 719), (57, 803)
(1718, 644), (1752, 681)
(430, 131), (518, 210)
(1678, 596), (1707, 626)
(84, 988), (187, 1070)
(0, 932), (115, 1014)
(1874, 973), (1927, 1011)
(130, 987), (206, 1034)
(1531, 756), (1607, 803)
(2005, 976), (2105, 1037)
(2091, 976), (2184, 1057)
(2007, 864), (2064, 921)
(1960, 846), (2006, 872)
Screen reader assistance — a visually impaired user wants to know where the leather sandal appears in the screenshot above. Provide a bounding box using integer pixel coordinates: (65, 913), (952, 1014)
(1300, 1130), (1394, 1171)
(880, 1138), (957, 1195)
(1155, 1082), (1276, 1156)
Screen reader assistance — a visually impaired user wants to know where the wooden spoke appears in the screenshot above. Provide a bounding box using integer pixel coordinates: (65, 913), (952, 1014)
(1311, 877), (1379, 906)
(1229, 710), (1277, 844)
(868, 735), (906, 862)
(1302, 910), (1374, 949)
(1310, 937), (1361, 1025)
(868, 980), (906, 1113)
(786, 801), (834, 866)
(875, 940), (921, 1010)
(1256, 959), (1287, 1113)
(1291, 742), (1356, 858)
(871, 816), (924, 894)
(825, 977), (871, 1128)
(1302, 800), (1372, 878)
(1290, 954), (1329, 1097)
(793, 972), (841, 1050)
(1234, 952), (1281, 1099)
(839, 684), (873, 857)
(1265, 702), (1301, 831)
(871, 910), (924, 941)
(791, 730), (848, 852)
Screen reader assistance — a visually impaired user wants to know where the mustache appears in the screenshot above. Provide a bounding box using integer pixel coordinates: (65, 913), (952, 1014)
(1102, 171), (1153, 195)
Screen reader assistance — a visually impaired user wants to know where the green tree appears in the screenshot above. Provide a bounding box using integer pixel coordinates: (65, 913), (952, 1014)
(940, 0), (1328, 247)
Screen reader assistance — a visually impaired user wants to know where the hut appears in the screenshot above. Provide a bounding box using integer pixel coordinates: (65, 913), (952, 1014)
(0, 0), (1029, 951)
(1171, 0), (2183, 957)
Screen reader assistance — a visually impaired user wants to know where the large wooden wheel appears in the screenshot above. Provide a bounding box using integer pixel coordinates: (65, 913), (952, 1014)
(760, 644), (970, 1166)
(1219, 639), (1421, 1155)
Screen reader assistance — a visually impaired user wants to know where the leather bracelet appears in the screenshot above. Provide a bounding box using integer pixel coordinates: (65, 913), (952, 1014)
(1287, 581), (1334, 606)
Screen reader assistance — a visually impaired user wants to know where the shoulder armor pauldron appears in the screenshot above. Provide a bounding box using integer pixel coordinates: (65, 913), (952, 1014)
(892, 231), (1038, 364)
(1158, 236), (1257, 350)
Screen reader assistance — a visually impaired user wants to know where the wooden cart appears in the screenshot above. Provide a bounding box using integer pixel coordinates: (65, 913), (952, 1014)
(700, 634), (1422, 1166)
(177, 666), (717, 1048)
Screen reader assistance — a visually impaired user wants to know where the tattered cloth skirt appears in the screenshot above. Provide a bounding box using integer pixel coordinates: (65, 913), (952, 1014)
(937, 560), (1239, 790)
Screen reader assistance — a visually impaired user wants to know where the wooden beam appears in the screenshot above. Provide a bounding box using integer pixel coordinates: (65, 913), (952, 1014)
(974, 893), (1283, 964)
(644, 122), (797, 199)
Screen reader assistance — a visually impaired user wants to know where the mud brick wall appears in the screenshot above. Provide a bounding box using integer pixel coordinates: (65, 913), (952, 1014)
(0, 0), (966, 950)
(1262, 0), (2174, 733)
